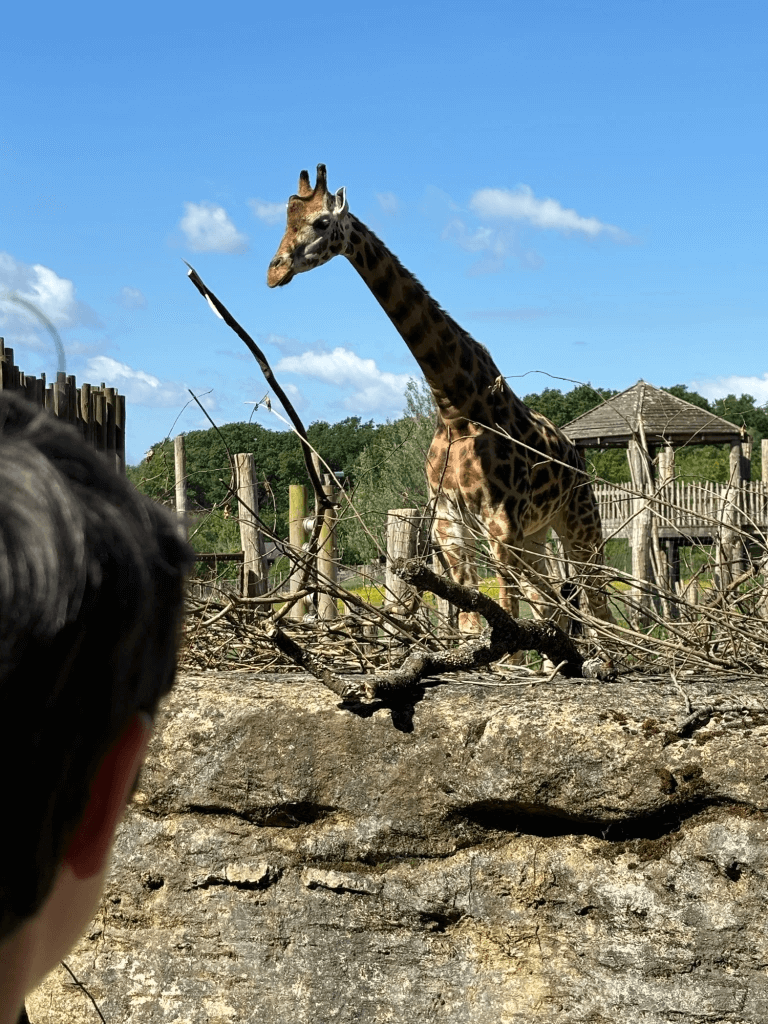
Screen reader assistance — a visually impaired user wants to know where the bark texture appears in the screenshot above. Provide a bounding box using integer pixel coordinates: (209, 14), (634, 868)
(28, 668), (768, 1023)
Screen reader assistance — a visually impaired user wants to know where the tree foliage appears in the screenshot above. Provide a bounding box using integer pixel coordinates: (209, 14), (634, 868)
(338, 379), (437, 563)
(127, 415), (378, 555)
(128, 377), (768, 564)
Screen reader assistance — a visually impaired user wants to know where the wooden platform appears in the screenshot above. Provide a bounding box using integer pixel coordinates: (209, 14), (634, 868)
(593, 480), (768, 544)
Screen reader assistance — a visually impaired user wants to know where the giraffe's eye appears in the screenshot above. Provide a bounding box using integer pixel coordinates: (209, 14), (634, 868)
(313, 215), (331, 232)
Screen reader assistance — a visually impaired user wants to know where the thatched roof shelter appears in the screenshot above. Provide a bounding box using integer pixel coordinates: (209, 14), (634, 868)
(561, 380), (745, 450)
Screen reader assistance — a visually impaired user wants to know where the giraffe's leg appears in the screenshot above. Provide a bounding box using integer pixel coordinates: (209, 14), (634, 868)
(491, 529), (564, 623)
(432, 513), (483, 634)
(555, 488), (615, 625)
(560, 533), (615, 624)
(490, 529), (571, 669)
(520, 534), (569, 629)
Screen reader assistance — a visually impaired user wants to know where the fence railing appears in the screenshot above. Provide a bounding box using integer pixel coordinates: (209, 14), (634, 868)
(0, 337), (126, 469)
(593, 480), (768, 539)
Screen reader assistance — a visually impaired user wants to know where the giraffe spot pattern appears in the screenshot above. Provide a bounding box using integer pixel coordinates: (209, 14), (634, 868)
(421, 349), (441, 373)
(372, 268), (395, 303)
(365, 243), (379, 270)
(469, 398), (486, 422)
(406, 321), (425, 346)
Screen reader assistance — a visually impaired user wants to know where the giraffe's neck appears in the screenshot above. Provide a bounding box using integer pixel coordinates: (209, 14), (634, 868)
(343, 215), (502, 426)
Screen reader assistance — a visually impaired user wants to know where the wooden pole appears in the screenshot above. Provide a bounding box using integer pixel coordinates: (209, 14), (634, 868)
(234, 453), (268, 600)
(174, 435), (188, 540)
(627, 438), (651, 625)
(317, 473), (338, 621)
(742, 438), (752, 482)
(288, 484), (309, 621)
(718, 440), (744, 587)
(659, 444), (675, 485)
(80, 382), (92, 446)
(385, 509), (420, 615)
(115, 393), (126, 473)
(432, 549), (458, 634)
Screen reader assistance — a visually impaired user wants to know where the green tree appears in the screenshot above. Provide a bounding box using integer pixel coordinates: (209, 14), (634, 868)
(522, 382), (617, 428)
(128, 414), (380, 558)
(337, 379), (437, 564)
(663, 386), (768, 482)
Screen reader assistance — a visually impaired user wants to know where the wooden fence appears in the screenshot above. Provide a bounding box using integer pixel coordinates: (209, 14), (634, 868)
(593, 480), (768, 541)
(0, 337), (126, 469)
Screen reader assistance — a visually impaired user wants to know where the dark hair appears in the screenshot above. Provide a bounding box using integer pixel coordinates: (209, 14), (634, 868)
(0, 393), (192, 940)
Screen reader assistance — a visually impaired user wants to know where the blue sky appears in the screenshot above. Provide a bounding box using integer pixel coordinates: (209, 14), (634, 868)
(1, 0), (766, 463)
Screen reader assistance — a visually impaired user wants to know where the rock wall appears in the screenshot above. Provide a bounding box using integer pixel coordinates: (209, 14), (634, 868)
(29, 668), (768, 1023)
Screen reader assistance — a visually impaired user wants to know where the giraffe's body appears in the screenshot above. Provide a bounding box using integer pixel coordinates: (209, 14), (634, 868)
(268, 165), (613, 629)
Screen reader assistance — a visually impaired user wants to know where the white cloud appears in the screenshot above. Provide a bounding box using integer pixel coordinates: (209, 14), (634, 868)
(276, 346), (411, 413)
(116, 286), (146, 309)
(263, 332), (299, 352)
(688, 374), (768, 405)
(443, 220), (500, 254)
(248, 198), (286, 226)
(470, 185), (623, 238)
(84, 356), (192, 408)
(179, 202), (249, 253)
(441, 219), (542, 275)
(377, 192), (400, 216)
(0, 252), (100, 339)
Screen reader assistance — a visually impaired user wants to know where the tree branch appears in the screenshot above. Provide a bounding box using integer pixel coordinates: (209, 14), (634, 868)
(184, 262), (332, 511)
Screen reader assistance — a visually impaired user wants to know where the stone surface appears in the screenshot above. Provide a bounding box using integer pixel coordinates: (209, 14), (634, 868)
(28, 668), (768, 1023)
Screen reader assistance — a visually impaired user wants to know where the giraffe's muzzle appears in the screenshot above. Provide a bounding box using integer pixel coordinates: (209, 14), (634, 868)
(267, 255), (295, 288)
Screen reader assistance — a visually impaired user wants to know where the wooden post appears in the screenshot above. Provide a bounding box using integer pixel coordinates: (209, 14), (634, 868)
(173, 435), (188, 540)
(317, 473), (338, 621)
(385, 509), (420, 615)
(432, 549), (458, 634)
(742, 438), (753, 482)
(659, 444), (675, 485)
(718, 440), (743, 587)
(115, 393), (126, 473)
(288, 484), (309, 621)
(627, 438), (652, 625)
(234, 453), (268, 600)
(93, 389), (105, 451)
(80, 382), (92, 446)
(729, 440), (743, 485)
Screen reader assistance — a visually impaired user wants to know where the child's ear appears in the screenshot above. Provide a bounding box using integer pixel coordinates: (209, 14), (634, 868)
(63, 713), (152, 880)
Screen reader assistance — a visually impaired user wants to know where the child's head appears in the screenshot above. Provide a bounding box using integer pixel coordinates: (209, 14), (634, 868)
(0, 392), (191, 1009)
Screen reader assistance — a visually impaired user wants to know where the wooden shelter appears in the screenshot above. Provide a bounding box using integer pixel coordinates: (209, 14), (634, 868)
(561, 380), (745, 453)
(562, 381), (756, 614)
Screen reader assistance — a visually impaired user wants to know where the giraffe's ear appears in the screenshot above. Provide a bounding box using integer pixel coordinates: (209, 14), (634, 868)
(334, 187), (348, 216)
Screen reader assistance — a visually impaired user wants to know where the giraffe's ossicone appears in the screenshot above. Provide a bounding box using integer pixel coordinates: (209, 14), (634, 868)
(269, 164), (614, 633)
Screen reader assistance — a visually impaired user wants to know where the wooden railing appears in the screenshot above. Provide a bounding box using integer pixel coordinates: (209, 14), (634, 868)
(0, 337), (126, 469)
(593, 480), (768, 540)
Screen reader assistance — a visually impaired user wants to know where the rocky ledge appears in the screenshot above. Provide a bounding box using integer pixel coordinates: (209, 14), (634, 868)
(29, 667), (768, 1023)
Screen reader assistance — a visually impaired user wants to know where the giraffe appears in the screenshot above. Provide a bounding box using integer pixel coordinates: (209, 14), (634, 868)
(268, 164), (613, 631)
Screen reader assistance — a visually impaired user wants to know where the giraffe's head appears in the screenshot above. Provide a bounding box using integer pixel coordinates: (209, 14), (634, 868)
(267, 164), (349, 288)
